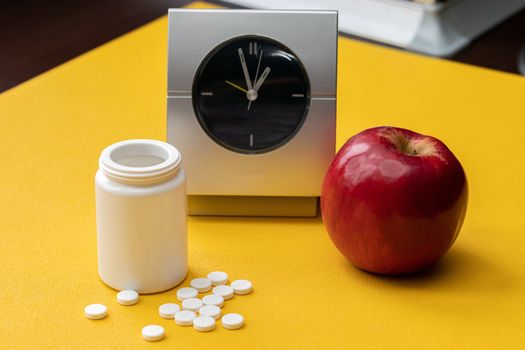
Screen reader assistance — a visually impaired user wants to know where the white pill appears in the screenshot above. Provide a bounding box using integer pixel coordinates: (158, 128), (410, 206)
(193, 315), (216, 332)
(190, 278), (212, 292)
(182, 297), (203, 312)
(202, 294), (224, 308)
(142, 325), (164, 341)
(177, 287), (198, 301)
(84, 304), (107, 320)
(175, 310), (196, 326)
(116, 290), (139, 305)
(213, 285), (234, 300)
(199, 305), (221, 320)
(221, 313), (244, 330)
(231, 279), (253, 295)
(158, 303), (180, 319)
(207, 271), (228, 286)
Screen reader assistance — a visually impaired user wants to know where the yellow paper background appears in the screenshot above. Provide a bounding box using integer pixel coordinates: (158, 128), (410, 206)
(1, 1), (524, 348)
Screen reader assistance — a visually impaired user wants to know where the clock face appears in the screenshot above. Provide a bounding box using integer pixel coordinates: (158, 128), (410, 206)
(192, 35), (310, 154)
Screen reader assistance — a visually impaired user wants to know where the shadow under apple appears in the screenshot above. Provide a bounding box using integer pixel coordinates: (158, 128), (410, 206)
(347, 244), (513, 295)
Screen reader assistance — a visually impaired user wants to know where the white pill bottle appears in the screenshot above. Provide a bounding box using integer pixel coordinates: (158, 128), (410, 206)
(95, 139), (187, 293)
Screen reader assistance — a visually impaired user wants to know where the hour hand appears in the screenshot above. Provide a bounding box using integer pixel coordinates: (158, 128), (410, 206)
(238, 48), (253, 90)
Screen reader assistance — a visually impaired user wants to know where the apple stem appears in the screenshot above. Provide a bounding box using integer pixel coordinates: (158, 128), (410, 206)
(386, 132), (439, 157)
(403, 142), (418, 156)
(390, 133), (414, 155)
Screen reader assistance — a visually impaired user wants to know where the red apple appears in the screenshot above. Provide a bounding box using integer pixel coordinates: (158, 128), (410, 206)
(321, 126), (468, 275)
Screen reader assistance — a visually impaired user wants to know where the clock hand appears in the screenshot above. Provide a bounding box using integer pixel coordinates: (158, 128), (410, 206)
(238, 48), (253, 91)
(253, 67), (271, 92)
(247, 49), (264, 111)
(253, 50), (263, 87)
(225, 80), (248, 93)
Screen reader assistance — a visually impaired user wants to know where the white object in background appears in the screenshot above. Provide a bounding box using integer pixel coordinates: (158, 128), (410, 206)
(202, 294), (225, 308)
(141, 325), (165, 341)
(199, 305), (221, 320)
(212, 285), (234, 300)
(207, 271), (228, 286)
(227, 0), (423, 46)
(116, 290), (139, 305)
(175, 310), (196, 326)
(182, 298), (204, 312)
(193, 315), (216, 332)
(84, 304), (108, 320)
(227, 0), (525, 57)
(177, 287), (199, 301)
(231, 280), (253, 295)
(221, 313), (245, 330)
(159, 303), (181, 319)
(96, 139), (187, 294)
(190, 278), (212, 292)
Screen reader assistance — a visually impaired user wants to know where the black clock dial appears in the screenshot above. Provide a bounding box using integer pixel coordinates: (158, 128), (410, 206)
(192, 35), (310, 154)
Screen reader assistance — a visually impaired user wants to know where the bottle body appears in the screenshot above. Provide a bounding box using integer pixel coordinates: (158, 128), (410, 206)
(95, 140), (187, 293)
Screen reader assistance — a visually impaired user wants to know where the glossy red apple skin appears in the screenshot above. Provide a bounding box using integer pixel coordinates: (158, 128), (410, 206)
(321, 126), (468, 275)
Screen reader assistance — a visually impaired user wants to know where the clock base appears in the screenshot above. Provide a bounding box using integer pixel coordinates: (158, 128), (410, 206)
(188, 195), (318, 217)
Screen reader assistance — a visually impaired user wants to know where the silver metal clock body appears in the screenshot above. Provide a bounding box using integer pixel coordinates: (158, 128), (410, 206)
(167, 9), (337, 214)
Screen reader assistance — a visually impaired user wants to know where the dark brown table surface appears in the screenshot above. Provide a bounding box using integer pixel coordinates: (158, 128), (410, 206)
(1, 0), (524, 93)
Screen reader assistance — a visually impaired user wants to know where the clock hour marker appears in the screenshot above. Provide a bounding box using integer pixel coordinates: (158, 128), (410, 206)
(292, 93), (304, 97)
(250, 134), (254, 147)
(249, 42), (258, 55)
(200, 92), (213, 96)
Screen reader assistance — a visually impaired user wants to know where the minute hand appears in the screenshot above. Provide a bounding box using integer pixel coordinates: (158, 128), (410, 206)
(238, 48), (253, 90)
(253, 67), (271, 91)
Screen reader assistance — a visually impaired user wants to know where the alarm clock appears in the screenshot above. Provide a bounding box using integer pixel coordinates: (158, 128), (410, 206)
(167, 9), (337, 216)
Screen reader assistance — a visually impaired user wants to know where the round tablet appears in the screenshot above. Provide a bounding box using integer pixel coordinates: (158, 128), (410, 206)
(221, 313), (244, 330)
(176, 287), (198, 301)
(158, 303), (180, 319)
(207, 271), (228, 286)
(175, 310), (196, 326)
(231, 279), (253, 295)
(182, 297), (203, 312)
(116, 290), (139, 305)
(202, 294), (224, 308)
(190, 278), (212, 292)
(193, 315), (216, 332)
(199, 305), (221, 320)
(84, 304), (107, 320)
(213, 285), (234, 300)
(142, 325), (164, 341)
